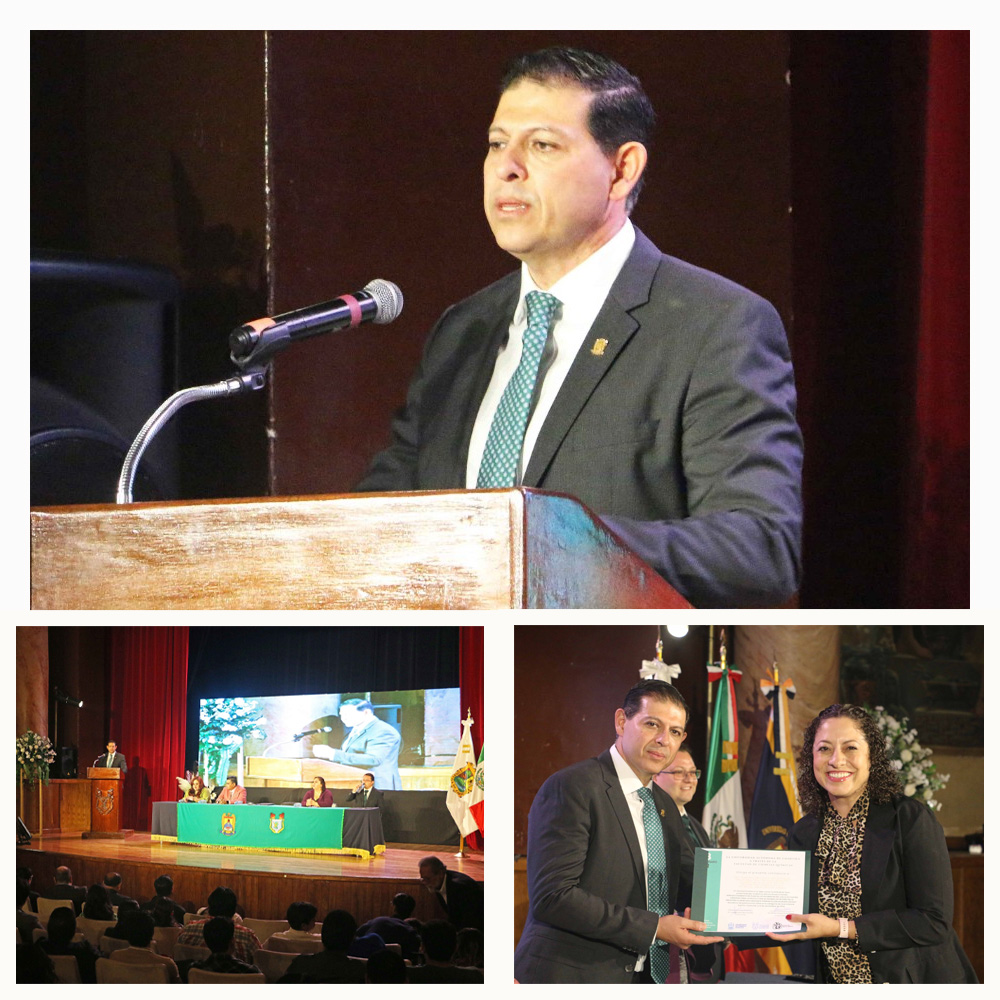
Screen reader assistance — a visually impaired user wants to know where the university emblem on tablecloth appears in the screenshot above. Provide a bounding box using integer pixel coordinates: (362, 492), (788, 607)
(96, 789), (114, 815)
(221, 813), (236, 836)
(269, 812), (285, 834)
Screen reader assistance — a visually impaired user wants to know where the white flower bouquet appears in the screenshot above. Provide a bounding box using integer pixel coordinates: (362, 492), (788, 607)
(870, 705), (949, 811)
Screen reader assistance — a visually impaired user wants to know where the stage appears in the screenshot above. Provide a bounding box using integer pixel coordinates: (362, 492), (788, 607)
(17, 832), (483, 926)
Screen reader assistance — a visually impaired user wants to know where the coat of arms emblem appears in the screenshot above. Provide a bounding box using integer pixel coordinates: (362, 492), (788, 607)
(96, 788), (114, 815)
(269, 812), (285, 834)
(221, 812), (236, 836)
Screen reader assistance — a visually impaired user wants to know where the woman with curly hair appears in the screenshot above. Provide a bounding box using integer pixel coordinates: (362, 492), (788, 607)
(766, 703), (976, 983)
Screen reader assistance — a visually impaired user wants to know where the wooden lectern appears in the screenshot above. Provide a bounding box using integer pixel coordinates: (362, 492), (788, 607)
(30, 488), (692, 609)
(83, 767), (125, 837)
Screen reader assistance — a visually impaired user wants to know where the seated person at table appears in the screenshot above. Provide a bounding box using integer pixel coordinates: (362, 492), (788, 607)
(302, 775), (334, 808)
(140, 874), (186, 925)
(345, 772), (385, 808)
(106, 910), (180, 983)
(39, 866), (86, 915)
(216, 776), (247, 804)
(39, 906), (100, 983)
(190, 917), (262, 976)
(82, 884), (115, 922)
(278, 909), (366, 984)
(178, 886), (261, 965)
(181, 774), (211, 802)
(264, 901), (320, 948)
(17, 879), (43, 945)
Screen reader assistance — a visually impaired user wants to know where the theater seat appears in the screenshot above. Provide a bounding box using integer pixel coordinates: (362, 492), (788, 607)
(95, 957), (170, 984)
(188, 968), (266, 983)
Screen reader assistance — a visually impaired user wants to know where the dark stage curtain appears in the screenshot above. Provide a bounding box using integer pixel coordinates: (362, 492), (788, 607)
(460, 625), (485, 850)
(900, 31), (969, 607)
(109, 626), (189, 830)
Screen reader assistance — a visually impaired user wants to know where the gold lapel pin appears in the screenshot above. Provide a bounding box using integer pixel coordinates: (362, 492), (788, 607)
(591, 338), (608, 356)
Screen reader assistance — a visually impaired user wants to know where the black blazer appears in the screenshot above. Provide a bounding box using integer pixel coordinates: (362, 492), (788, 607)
(514, 749), (693, 983)
(358, 229), (803, 608)
(791, 796), (978, 983)
(94, 751), (127, 773)
(344, 786), (384, 809)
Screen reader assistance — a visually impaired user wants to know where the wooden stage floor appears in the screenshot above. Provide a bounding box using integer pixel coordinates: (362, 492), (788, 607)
(17, 833), (483, 925)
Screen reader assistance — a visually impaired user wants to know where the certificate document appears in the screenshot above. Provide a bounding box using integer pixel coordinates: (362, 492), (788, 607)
(691, 848), (810, 936)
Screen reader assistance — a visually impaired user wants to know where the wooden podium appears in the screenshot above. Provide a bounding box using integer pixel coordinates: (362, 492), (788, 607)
(30, 488), (692, 609)
(82, 767), (128, 838)
(246, 757), (367, 790)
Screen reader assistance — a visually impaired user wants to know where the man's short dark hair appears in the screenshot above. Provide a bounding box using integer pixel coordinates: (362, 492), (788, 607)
(366, 948), (407, 983)
(364, 772), (374, 781)
(286, 901), (318, 930)
(391, 892), (415, 919)
(421, 919), (458, 962)
(17, 866), (33, 882)
(321, 909), (357, 952)
(153, 874), (173, 897)
(676, 742), (696, 759)
(104, 872), (122, 888)
(341, 698), (373, 712)
(46, 907), (78, 947)
(622, 679), (689, 727)
(418, 855), (446, 874)
(499, 46), (655, 212)
(207, 886), (238, 918)
(122, 909), (155, 948)
(203, 916), (236, 954)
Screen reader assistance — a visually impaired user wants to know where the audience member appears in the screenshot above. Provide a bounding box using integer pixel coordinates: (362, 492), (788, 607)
(82, 884), (115, 921)
(454, 927), (485, 969)
(190, 917), (262, 975)
(17, 879), (42, 945)
(150, 896), (182, 927)
(102, 872), (137, 909)
(39, 866), (86, 916)
(366, 948), (407, 983)
(348, 929), (386, 958)
(140, 873), (186, 924)
(104, 898), (140, 940)
(407, 919), (483, 983)
(418, 855), (484, 931)
(264, 901), (320, 948)
(15, 942), (57, 984)
(16, 866), (38, 912)
(177, 886), (261, 964)
(278, 909), (365, 984)
(106, 909), (180, 983)
(38, 906), (100, 983)
(356, 892), (422, 964)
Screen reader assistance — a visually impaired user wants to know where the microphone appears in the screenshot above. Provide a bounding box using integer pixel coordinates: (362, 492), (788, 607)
(229, 279), (404, 367)
(293, 726), (334, 741)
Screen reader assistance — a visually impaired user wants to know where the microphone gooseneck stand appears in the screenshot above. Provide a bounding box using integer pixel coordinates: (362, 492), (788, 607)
(115, 367), (266, 504)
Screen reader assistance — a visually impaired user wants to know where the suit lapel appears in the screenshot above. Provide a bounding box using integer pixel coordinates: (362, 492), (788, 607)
(522, 230), (661, 486)
(860, 800), (896, 913)
(598, 750), (646, 892)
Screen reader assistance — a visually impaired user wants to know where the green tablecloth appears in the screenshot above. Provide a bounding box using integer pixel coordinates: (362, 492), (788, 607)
(177, 802), (348, 854)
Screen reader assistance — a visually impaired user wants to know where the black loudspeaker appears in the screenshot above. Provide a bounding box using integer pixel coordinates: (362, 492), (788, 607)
(17, 816), (31, 845)
(52, 746), (78, 779)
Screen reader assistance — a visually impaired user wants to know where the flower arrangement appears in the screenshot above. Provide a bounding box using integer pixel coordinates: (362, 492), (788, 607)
(870, 705), (949, 811)
(16, 730), (57, 785)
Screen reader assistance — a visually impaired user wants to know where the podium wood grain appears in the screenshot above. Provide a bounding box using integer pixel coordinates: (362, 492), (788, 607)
(30, 488), (691, 610)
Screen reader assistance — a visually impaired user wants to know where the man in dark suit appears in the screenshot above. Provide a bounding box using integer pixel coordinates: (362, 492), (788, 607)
(418, 856), (484, 932)
(102, 872), (138, 909)
(407, 920), (483, 983)
(94, 740), (128, 773)
(357, 46), (803, 609)
(278, 909), (365, 984)
(345, 772), (385, 808)
(355, 892), (421, 964)
(654, 744), (725, 982)
(140, 874), (186, 924)
(313, 699), (402, 789)
(514, 679), (723, 983)
(39, 866), (87, 916)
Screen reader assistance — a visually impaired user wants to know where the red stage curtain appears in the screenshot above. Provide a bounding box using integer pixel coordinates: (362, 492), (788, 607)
(109, 627), (189, 830)
(901, 30), (970, 606)
(459, 625), (484, 850)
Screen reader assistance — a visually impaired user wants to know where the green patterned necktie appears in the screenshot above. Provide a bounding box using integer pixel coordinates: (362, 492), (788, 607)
(637, 786), (671, 982)
(476, 290), (561, 487)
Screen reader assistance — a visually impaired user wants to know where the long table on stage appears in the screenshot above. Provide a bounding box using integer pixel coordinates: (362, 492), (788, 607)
(151, 802), (384, 859)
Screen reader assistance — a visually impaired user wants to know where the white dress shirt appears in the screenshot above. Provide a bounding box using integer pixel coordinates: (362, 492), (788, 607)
(465, 220), (636, 486)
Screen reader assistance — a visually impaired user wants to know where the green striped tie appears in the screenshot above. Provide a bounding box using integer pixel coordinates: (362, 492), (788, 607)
(637, 786), (671, 982)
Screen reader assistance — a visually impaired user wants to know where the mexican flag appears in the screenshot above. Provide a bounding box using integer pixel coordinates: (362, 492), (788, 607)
(470, 745), (485, 834)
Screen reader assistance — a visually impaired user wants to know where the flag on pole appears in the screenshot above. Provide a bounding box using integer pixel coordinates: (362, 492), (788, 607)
(747, 663), (813, 978)
(446, 709), (479, 837)
(470, 744), (485, 835)
(702, 639), (748, 849)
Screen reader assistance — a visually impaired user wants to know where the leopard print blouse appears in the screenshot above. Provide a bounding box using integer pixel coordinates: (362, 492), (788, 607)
(816, 790), (873, 983)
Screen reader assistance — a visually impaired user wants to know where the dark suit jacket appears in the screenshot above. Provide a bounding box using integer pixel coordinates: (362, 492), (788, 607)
(790, 796), (978, 983)
(429, 869), (484, 931)
(94, 751), (127, 773)
(358, 229), (802, 608)
(345, 786), (385, 809)
(513, 749), (693, 983)
(40, 884), (87, 915)
(278, 948), (366, 984)
(335, 718), (402, 789)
